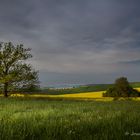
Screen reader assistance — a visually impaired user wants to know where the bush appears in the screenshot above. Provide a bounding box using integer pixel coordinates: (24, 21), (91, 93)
(103, 77), (140, 97)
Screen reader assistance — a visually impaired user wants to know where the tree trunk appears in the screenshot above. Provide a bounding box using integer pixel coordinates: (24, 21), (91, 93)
(4, 83), (8, 97)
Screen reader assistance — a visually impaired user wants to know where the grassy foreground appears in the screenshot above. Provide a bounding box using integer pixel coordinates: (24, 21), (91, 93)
(0, 98), (140, 140)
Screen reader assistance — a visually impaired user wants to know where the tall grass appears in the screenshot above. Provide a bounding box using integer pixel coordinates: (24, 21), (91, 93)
(0, 98), (140, 140)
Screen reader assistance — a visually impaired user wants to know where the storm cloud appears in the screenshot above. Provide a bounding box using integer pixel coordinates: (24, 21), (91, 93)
(0, 0), (140, 86)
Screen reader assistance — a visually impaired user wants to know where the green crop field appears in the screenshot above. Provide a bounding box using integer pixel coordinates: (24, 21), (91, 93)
(40, 82), (140, 95)
(0, 98), (140, 140)
(10, 88), (140, 101)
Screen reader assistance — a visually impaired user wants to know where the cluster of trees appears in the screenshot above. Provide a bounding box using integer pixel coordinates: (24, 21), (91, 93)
(103, 77), (140, 97)
(0, 42), (39, 97)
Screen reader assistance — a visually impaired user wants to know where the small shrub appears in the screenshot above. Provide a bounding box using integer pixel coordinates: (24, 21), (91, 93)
(103, 77), (140, 97)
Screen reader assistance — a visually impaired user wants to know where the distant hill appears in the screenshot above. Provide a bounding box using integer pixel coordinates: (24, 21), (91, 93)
(130, 82), (140, 88)
(42, 82), (140, 94)
(41, 82), (140, 95)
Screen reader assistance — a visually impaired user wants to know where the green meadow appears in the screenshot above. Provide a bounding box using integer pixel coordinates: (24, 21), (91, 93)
(40, 82), (140, 95)
(0, 98), (140, 140)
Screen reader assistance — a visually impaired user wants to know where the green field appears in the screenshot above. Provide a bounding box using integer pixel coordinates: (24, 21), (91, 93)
(11, 88), (140, 102)
(41, 82), (140, 95)
(0, 98), (140, 140)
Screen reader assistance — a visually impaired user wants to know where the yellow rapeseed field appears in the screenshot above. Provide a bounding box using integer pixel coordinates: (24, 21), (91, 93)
(135, 88), (140, 92)
(25, 91), (104, 99)
(53, 91), (103, 98)
(9, 88), (140, 101)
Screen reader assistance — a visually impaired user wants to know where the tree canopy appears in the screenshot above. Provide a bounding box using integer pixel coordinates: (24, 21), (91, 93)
(103, 77), (139, 97)
(0, 42), (39, 97)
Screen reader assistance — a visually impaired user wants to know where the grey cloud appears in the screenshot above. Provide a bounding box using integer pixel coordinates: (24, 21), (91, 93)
(0, 0), (140, 85)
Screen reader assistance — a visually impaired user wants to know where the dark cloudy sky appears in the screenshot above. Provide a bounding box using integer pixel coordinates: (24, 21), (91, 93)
(0, 0), (140, 86)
